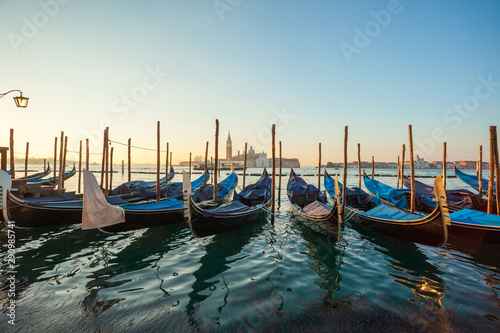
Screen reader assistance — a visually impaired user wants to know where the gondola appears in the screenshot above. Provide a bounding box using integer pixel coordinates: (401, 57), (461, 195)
(190, 171), (238, 208)
(2, 170), (182, 226)
(363, 172), (500, 243)
(287, 169), (339, 222)
(324, 171), (451, 247)
(108, 166), (176, 197)
(82, 169), (185, 232)
(188, 169), (270, 235)
(1, 168), (182, 227)
(364, 171), (477, 213)
(187, 171), (238, 219)
(453, 164), (496, 195)
(26, 164), (77, 186)
(1, 169), (183, 229)
(287, 168), (341, 239)
(2, 172), (132, 228)
(401, 172), (480, 212)
(16, 163), (51, 180)
(139, 171), (209, 200)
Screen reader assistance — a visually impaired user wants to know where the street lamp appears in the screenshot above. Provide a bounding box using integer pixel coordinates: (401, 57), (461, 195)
(0, 89), (29, 108)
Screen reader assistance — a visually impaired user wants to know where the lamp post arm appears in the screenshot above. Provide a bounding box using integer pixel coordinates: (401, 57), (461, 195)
(0, 90), (23, 98)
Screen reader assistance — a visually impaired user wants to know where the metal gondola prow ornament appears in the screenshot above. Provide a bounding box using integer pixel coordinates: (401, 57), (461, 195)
(434, 174), (451, 246)
(183, 171), (191, 222)
(0, 170), (12, 222)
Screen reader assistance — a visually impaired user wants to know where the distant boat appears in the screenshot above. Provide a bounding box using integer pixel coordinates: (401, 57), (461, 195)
(15, 163), (51, 180)
(108, 167), (175, 198)
(139, 171), (210, 200)
(193, 163), (243, 171)
(454, 164), (496, 195)
(26, 164), (76, 186)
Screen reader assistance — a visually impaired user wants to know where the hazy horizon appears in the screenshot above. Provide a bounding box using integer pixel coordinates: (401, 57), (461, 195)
(2, 1), (499, 165)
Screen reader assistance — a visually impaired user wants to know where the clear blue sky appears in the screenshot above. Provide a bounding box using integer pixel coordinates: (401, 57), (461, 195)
(1, 0), (499, 166)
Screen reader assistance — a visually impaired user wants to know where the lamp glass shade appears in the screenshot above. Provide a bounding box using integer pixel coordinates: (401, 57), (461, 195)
(13, 96), (29, 108)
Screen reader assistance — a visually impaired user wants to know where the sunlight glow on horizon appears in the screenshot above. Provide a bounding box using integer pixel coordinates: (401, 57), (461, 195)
(1, 0), (499, 166)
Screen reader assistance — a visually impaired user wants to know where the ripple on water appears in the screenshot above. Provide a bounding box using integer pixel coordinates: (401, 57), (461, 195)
(2, 170), (500, 331)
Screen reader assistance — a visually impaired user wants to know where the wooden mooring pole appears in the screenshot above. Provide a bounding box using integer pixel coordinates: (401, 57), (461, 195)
(86, 139), (89, 170)
(189, 152), (192, 179)
(128, 138), (131, 182)
(166, 142), (170, 180)
(104, 128), (109, 196)
(487, 126), (499, 215)
(53, 137), (57, 182)
(61, 136), (68, 190)
(479, 145), (483, 195)
(204, 141), (209, 184)
(271, 124), (276, 223)
(401, 144), (406, 189)
(342, 126), (348, 215)
(408, 125), (415, 214)
(156, 121), (161, 202)
(0, 147), (8, 171)
(443, 142), (447, 189)
(495, 135), (500, 216)
(278, 141), (282, 204)
(318, 143), (321, 191)
(78, 140), (82, 193)
(214, 120), (219, 203)
(243, 143), (248, 188)
(100, 129), (106, 188)
(357, 143), (361, 188)
(210, 156), (213, 184)
(371, 156), (375, 180)
(110, 147), (114, 191)
(396, 156), (400, 188)
(57, 131), (64, 193)
(24, 142), (29, 181)
(9, 129), (15, 179)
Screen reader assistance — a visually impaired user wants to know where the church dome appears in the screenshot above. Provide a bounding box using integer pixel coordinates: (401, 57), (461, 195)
(248, 146), (255, 155)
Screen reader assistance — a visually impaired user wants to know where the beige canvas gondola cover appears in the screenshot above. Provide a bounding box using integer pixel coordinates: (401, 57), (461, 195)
(82, 169), (125, 229)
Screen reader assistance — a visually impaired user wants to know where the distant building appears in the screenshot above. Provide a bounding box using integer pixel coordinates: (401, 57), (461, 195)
(226, 132), (232, 161)
(455, 161), (488, 169)
(414, 155), (430, 169)
(404, 155), (431, 169)
(193, 132), (300, 168)
(430, 161), (454, 169)
(229, 146), (301, 168)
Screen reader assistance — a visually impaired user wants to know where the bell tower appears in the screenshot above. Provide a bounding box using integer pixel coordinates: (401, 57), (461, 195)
(226, 131), (232, 160)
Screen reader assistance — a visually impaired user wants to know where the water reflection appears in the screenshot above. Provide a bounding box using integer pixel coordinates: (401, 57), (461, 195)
(289, 215), (345, 300)
(0, 224), (119, 298)
(354, 224), (447, 308)
(185, 217), (266, 327)
(443, 236), (500, 297)
(80, 223), (191, 315)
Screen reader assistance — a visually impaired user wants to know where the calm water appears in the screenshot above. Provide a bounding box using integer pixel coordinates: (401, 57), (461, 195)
(1, 167), (500, 332)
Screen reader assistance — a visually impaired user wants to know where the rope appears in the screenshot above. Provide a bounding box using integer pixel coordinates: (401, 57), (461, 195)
(109, 139), (169, 153)
(260, 205), (275, 216)
(66, 150), (101, 155)
(342, 209), (358, 223)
